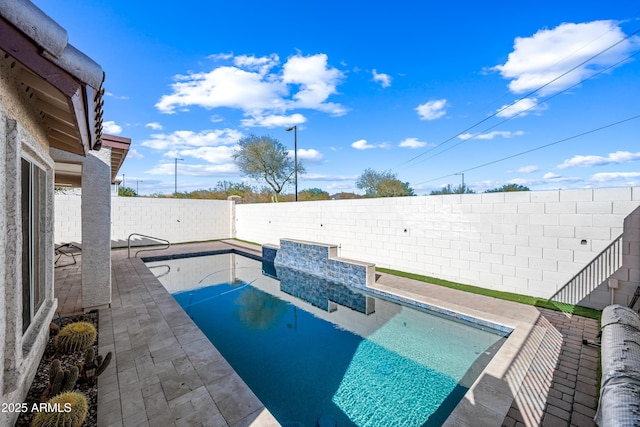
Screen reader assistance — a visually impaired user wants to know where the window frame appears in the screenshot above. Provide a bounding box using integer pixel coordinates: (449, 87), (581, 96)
(20, 153), (47, 335)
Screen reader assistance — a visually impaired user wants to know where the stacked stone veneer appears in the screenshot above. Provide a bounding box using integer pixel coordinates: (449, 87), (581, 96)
(273, 239), (375, 289)
(278, 267), (374, 314)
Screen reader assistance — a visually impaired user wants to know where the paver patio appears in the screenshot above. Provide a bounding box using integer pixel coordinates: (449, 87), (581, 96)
(53, 240), (600, 426)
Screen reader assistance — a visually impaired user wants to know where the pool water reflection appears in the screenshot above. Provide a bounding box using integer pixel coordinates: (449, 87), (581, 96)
(147, 253), (508, 427)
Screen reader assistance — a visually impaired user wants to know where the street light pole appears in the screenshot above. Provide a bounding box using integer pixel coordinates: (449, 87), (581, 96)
(455, 172), (465, 191)
(136, 180), (143, 196)
(174, 158), (183, 196)
(286, 125), (298, 201)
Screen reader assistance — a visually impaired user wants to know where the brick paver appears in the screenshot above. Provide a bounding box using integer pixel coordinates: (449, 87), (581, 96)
(54, 240), (601, 426)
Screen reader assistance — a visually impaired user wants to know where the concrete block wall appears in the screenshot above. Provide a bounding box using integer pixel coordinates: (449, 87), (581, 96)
(608, 206), (640, 308)
(55, 196), (233, 247)
(55, 194), (83, 244)
(236, 188), (640, 306)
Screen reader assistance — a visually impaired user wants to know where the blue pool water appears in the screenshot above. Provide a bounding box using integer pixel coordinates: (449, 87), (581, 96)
(147, 253), (508, 426)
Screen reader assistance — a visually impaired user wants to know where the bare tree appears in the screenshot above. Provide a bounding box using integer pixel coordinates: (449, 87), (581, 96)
(233, 134), (304, 202)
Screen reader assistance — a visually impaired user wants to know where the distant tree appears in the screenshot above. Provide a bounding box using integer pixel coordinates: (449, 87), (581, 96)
(356, 168), (414, 198)
(214, 180), (254, 198)
(298, 188), (331, 201)
(430, 184), (475, 195)
(233, 134), (305, 202)
(331, 192), (363, 200)
(118, 186), (137, 197)
(377, 178), (415, 197)
(484, 184), (530, 193)
(243, 186), (276, 203)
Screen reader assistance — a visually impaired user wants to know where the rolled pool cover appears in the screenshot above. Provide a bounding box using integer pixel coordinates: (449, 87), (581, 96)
(595, 304), (640, 426)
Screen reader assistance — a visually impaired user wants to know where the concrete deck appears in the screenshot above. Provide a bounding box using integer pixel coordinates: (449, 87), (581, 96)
(54, 240), (600, 427)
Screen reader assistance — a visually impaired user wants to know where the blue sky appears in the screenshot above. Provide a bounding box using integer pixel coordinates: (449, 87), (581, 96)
(34, 0), (640, 196)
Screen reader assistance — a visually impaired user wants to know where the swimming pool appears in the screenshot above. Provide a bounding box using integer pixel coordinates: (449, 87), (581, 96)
(146, 252), (509, 426)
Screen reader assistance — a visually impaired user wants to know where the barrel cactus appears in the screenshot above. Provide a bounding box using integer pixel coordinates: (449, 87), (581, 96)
(32, 391), (88, 427)
(55, 321), (97, 354)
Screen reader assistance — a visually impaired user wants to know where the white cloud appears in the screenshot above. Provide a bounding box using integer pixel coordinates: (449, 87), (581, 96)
(103, 120), (123, 135)
(177, 146), (236, 164)
(505, 172), (582, 188)
(458, 130), (525, 140)
(241, 113), (306, 128)
(496, 97), (545, 118)
(399, 137), (428, 148)
(208, 52), (233, 61)
(557, 151), (640, 169)
(146, 162), (237, 177)
(282, 53), (347, 115)
(156, 66), (288, 114)
(351, 139), (388, 150)
(416, 99), (447, 120)
(292, 148), (323, 162)
(590, 172), (640, 182)
(233, 54), (279, 74)
(127, 148), (144, 159)
(301, 173), (358, 181)
(480, 130), (524, 140)
(104, 92), (129, 100)
(372, 69), (392, 88)
(352, 139), (375, 150)
(494, 20), (640, 96)
(516, 165), (539, 173)
(156, 52), (347, 123)
(141, 129), (242, 150)
(145, 122), (163, 130)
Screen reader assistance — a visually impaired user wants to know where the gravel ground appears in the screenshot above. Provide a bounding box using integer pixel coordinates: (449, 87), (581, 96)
(15, 313), (100, 427)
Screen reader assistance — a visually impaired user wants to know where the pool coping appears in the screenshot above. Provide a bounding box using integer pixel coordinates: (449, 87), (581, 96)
(142, 244), (542, 426)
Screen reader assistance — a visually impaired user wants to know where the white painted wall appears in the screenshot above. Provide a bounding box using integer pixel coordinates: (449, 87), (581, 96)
(55, 195), (233, 247)
(235, 188), (640, 306)
(55, 196), (233, 247)
(54, 187), (640, 309)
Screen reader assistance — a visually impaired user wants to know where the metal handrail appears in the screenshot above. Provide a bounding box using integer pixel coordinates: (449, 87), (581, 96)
(147, 264), (171, 278)
(127, 233), (170, 258)
(551, 234), (623, 304)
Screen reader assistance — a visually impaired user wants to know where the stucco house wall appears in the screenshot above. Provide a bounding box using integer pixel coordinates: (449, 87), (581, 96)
(0, 49), (58, 426)
(1, 1), (106, 424)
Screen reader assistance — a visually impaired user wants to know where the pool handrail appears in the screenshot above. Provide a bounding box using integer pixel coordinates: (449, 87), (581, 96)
(127, 233), (171, 258)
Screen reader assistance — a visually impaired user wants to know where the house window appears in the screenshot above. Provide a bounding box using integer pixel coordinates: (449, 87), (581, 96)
(21, 157), (46, 333)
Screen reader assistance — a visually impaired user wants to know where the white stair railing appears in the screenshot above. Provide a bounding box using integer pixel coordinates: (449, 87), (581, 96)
(551, 234), (623, 305)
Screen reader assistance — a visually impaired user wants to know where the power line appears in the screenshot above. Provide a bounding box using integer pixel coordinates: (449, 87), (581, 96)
(411, 48), (640, 166)
(413, 113), (640, 186)
(397, 25), (640, 169)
